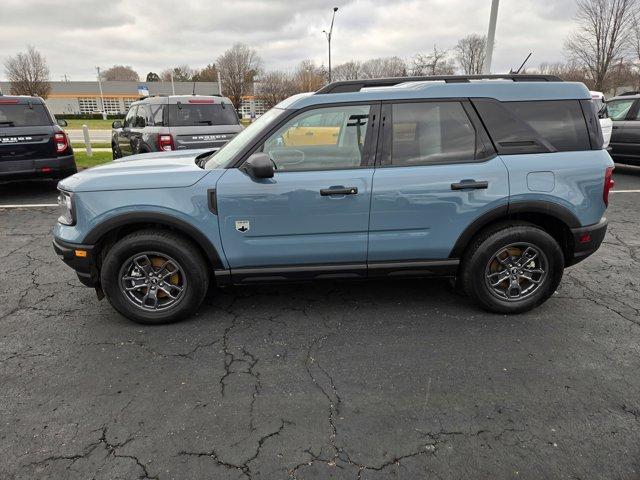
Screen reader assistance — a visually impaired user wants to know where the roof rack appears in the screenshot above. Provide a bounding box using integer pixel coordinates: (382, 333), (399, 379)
(315, 74), (563, 94)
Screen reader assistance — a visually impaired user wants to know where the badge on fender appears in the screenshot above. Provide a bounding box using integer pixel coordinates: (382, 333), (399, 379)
(235, 220), (250, 233)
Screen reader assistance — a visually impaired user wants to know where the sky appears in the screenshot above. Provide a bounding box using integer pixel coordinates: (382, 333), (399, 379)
(0, 0), (579, 81)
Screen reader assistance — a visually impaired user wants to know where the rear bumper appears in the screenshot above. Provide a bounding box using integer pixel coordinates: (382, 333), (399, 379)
(52, 237), (98, 287)
(0, 154), (76, 180)
(568, 217), (608, 266)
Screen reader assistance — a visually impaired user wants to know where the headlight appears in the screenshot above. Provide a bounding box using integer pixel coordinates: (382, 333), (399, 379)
(57, 190), (75, 225)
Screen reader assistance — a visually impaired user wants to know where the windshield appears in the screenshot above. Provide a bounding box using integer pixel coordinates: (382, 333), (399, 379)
(607, 99), (635, 121)
(168, 103), (239, 126)
(0, 104), (51, 127)
(204, 108), (286, 169)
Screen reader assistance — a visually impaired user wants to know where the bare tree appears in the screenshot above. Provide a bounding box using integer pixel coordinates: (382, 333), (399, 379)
(102, 65), (139, 81)
(538, 61), (592, 85)
(294, 60), (326, 91)
(192, 64), (218, 82)
(4, 46), (51, 98)
(332, 61), (361, 81)
(257, 71), (297, 108)
(216, 43), (262, 109)
(359, 57), (407, 78)
(455, 34), (486, 75)
(146, 72), (160, 82)
(411, 46), (456, 76)
(160, 66), (194, 82)
(566, 0), (638, 91)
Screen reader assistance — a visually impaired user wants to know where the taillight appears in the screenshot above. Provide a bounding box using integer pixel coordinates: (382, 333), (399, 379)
(603, 166), (615, 206)
(54, 132), (68, 153)
(157, 134), (174, 151)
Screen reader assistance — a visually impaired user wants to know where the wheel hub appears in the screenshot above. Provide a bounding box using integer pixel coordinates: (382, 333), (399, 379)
(485, 243), (548, 302)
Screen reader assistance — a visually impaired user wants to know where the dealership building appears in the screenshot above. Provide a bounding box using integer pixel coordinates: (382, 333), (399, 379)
(0, 80), (268, 119)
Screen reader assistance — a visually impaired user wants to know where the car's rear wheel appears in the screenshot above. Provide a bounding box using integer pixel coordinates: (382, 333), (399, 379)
(461, 223), (564, 314)
(100, 230), (209, 324)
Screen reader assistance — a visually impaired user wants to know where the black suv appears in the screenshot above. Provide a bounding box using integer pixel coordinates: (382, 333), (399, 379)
(0, 95), (76, 180)
(607, 92), (640, 165)
(111, 95), (243, 158)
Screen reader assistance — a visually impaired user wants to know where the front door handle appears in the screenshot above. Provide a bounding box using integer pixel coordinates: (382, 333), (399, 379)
(451, 180), (489, 191)
(320, 187), (358, 196)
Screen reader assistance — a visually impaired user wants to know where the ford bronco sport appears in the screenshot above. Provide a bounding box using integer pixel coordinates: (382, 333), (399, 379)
(111, 95), (242, 159)
(0, 95), (75, 180)
(53, 75), (614, 324)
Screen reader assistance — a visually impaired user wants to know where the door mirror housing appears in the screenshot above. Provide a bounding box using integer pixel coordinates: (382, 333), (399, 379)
(57, 118), (68, 127)
(112, 120), (123, 129)
(243, 152), (275, 179)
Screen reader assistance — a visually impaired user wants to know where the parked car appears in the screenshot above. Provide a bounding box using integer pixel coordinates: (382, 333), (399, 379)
(0, 95), (75, 180)
(590, 91), (612, 149)
(607, 92), (640, 165)
(111, 95), (243, 159)
(53, 74), (613, 325)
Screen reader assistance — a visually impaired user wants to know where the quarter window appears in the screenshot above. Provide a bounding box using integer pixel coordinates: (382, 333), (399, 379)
(261, 105), (371, 171)
(389, 102), (478, 166)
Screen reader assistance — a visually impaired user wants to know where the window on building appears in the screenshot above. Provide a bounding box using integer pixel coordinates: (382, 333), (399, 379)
(78, 97), (99, 114)
(102, 98), (121, 115)
(123, 98), (138, 110)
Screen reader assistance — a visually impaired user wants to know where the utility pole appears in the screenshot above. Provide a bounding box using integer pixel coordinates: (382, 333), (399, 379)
(96, 66), (107, 120)
(170, 73), (175, 95)
(323, 7), (339, 83)
(217, 70), (223, 96)
(482, 0), (500, 75)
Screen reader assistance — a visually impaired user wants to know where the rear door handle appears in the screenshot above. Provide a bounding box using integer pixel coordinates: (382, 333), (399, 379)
(320, 187), (358, 196)
(451, 180), (489, 191)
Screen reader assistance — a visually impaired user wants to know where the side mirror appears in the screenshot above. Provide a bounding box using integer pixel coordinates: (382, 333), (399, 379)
(57, 119), (68, 127)
(243, 152), (274, 179)
(112, 120), (123, 129)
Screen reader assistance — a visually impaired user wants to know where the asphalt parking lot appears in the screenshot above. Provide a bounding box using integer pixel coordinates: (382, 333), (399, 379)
(1, 166), (640, 480)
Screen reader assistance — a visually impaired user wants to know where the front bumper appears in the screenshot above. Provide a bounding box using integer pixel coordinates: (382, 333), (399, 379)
(0, 154), (76, 180)
(52, 237), (98, 287)
(568, 217), (608, 266)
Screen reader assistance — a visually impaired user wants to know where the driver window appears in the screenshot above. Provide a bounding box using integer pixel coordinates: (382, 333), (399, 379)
(262, 105), (371, 171)
(124, 106), (137, 128)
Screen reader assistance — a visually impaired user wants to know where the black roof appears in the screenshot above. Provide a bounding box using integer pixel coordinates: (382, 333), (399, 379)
(316, 74), (563, 94)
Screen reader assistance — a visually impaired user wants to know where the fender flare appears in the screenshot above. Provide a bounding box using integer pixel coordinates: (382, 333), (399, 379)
(449, 200), (581, 258)
(83, 211), (224, 269)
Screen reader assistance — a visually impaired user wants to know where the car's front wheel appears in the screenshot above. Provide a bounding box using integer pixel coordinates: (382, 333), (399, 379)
(100, 230), (209, 324)
(112, 143), (122, 159)
(461, 223), (564, 314)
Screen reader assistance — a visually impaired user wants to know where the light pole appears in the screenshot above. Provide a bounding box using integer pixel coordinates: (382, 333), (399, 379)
(323, 7), (339, 83)
(482, 0), (500, 75)
(96, 66), (107, 120)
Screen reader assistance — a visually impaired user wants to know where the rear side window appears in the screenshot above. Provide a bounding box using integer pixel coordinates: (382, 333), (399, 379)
(386, 102), (480, 166)
(0, 104), (51, 127)
(474, 100), (591, 153)
(607, 99), (635, 121)
(168, 103), (238, 127)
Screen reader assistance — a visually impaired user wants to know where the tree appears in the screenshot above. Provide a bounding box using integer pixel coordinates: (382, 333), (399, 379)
(102, 65), (139, 81)
(359, 57), (407, 78)
(294, 60), (326, 91)
(216, 43), (262, 108)
(332, 61), (361, 81)
(566, 0), (638, 91)
(456, 34), (486, 75)
(411, 46), (456, 76)
(4, 46), (51, 98)
(160, 66), (194, 82)
(146, 72), (160, 82)
(257, 71), (297, 108)
(192, 63), (218, 82)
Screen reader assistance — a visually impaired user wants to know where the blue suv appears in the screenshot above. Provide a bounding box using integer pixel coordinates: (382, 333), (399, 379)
(52, 75), (614, 324)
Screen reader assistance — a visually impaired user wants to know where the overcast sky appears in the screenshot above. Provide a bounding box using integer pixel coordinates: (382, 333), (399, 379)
(1, 0), (579, 81)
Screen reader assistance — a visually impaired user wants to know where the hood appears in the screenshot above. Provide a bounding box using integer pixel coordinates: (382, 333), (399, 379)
(59, 150), (213, 192)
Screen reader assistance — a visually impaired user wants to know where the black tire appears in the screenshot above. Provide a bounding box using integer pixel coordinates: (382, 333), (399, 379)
(100, 230), (209, 324)
(112, 143), (121, 159)
(461, 222), (564, 314)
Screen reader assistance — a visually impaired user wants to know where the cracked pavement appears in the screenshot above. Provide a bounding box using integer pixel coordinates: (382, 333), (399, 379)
(1, 167), (640, 479)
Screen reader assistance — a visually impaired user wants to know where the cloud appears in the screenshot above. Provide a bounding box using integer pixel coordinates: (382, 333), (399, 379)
(0, 0), (578, 80)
